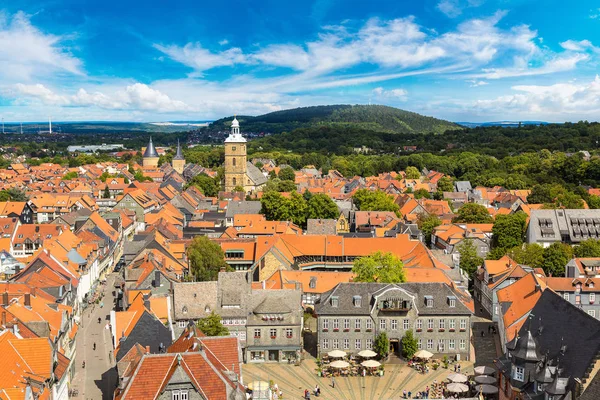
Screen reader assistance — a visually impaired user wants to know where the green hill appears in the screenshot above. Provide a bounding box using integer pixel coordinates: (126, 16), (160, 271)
(206, 104), (460, 135)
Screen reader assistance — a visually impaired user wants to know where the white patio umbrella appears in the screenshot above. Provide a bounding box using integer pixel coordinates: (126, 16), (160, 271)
(327, 350), (347, 358)
(476, 384), (499, 394)
(447, 373), (468, 383)
(414, 350), (434, 359)
(357, 349), (377, 358)
(361, 360), (381, 368)
(446, 383), (469, 393)
(474, 365), (496, 375)
(475, 375), (497, 384)
(330, 360), (350, 369)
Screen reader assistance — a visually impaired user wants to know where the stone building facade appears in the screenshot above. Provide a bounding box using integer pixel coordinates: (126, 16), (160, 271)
(224, 117), (247, 192)
(316, 282), (472, 361)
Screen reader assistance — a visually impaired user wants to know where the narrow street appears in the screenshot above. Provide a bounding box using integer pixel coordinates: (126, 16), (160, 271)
(71, 273), (118, 400)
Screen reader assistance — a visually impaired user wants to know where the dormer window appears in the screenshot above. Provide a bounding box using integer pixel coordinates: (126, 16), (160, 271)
(309, 277), (317, 289)
(182, 306), (188, 314)
(353, 295), (362, 308)
(425, 296), (433, 308)
(448, 296), (456, 308)
(331, 296), (339, 308)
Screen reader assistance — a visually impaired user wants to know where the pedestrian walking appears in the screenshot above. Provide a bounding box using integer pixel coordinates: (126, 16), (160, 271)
(331, 376), (335, 389)
(93, 342), (96, 351)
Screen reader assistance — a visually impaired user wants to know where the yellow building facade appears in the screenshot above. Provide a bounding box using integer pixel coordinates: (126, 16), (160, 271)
(224, 117), (247, 192)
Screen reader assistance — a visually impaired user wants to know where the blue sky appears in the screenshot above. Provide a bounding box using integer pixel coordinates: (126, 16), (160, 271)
(1, 0), (600, 122)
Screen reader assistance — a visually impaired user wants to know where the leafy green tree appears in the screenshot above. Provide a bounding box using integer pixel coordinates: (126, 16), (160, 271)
(404, 166), (420, 179)
(352, 189), (400, 215)
(453, 203), (493, 224)
(574, 239), (600, 258)
(588, 195), (600, 209)
(233, 185), (245, 193)
(278, 166), (296, 181)
(306, 194), (339, 220)
(413, 188), (431, 199)
(417, 214), (441, 246)
(260, 191), (307, 226)
(187, 236), (232, 281)
(187, 173), (220, 197)
(0, 191), (10, 202)
(197, 311), (229, 336)
(277, 180), (297, 192)
(492, 212), (528, 251)
(401, 330), (418, 359)
(437, 176), (454, 192)
(0, 188), (28, 202)
(303, 189), (313, 201)
(62, 171), (78, 180)
(528, 183), (584, 209)
(542, 243), (573, 276)
(457, 239), (483, 278)
(374, 332), (390, 359)
(508, 244), (545, 269)
(352, 251), (406, 283)
(103, 186), (111, 199)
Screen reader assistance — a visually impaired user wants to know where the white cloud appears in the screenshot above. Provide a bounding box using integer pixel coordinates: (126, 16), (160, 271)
(152, 42), (250, 73)
(590, 8), (600, 19)
(13, 83), (190, 112)
(218, 39), (229, 46)
(437, 0), (463, 18)
(0, 11), (83, 81)
(474, 53), (588, 79)
(372, 87), (408, 100)
(472, 75), (600, 120)
(467, 80), (488, 87)
(560, 39), (600, 53)
(437, 0), (486, 18)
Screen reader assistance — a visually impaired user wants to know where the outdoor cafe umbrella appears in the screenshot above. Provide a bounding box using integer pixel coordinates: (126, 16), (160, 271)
(358, 350), (377, 358)
(414, 350), (434, 359)
(330, 360), (350, 369)
(327, 350), (347, 358)
(247, 381), (269, 391)
(361, 360), (381, 368)
(475, 375), (497, 385)
(474, 365), (495, 375)
(447, 373), (468, 383)
(446, 383), (469, 393)
(476, 384), (499, 394)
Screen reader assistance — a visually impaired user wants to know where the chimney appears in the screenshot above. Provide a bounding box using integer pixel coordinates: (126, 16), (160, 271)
(220, 266), (226, 273)
(24, 293), (31, 308)
(154, 270), (161, 288)
(262, 280), (266, 290)
(31, 287), (36, 297)
(145, 346), (150, 354)
(14, 265), (20, 275)
(1, 311), (6, 326)
(1, 292), (8, 306)
(13, 324), (18, 336)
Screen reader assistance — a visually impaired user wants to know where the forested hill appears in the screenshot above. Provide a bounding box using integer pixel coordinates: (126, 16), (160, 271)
(206, 105), (461, 135)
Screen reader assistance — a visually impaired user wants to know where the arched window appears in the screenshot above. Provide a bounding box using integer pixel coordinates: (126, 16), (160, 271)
(233, 177), (237, 186)
(233, 157), (236, 166)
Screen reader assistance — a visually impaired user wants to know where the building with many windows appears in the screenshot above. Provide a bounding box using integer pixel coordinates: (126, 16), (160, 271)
(315, 282), (472, 360)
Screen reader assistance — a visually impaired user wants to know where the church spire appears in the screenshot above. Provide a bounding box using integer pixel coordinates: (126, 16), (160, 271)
(174, 139), (184, 160)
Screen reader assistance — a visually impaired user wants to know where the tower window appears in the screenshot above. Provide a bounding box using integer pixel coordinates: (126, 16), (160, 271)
(233, 177), (237, 186)
(232, 146), (236, 151)
(233, 158), (236, 166)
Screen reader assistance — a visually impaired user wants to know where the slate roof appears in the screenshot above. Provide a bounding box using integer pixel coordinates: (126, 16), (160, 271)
(172, 281), (218, 320)
(143, 137), (158, 158)
(528, 209), (600, 244)
(173, 140), (184, 160)
(306, 219), (337, 235)
(316, 282), (472, 316)
(246, 162), (267, 186)
(225, 201), (262, 219)
(454, 181), (472, 192)
(116, 310), (173, 361)
(521, 290), (600, 381)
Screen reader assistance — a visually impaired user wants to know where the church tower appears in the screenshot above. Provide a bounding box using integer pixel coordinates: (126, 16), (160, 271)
(142, 137), (159, 167)
(172, 139), (185, 174)
(224, 116), (247, 192)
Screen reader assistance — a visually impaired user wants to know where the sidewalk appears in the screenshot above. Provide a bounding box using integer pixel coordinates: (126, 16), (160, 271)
(70, 273), (118, 400)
